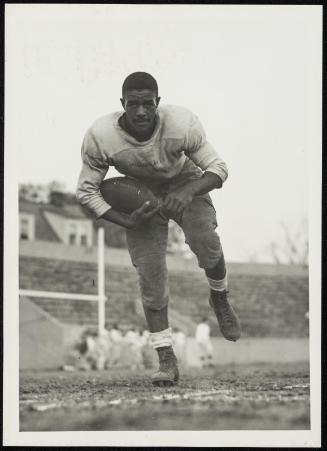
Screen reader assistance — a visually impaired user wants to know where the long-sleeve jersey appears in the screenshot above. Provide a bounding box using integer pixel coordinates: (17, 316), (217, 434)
(76, 104), (228, 218)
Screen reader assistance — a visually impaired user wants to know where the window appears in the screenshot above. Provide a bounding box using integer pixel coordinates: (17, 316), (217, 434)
(79, 224), (88, 247)
(67, 223), (77, 245)
(69, 234), (76, 245)
(19, 214), (35, 241)
(66, 221), (91, 246)
(20, 219), (29, 239)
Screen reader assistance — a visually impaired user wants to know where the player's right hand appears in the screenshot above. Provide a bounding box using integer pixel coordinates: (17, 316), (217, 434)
(127, 201), (160, 229)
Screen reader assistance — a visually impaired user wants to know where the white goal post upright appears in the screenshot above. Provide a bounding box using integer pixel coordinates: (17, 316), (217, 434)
(19, 228), (108, 340)
(97, 227), (106, 337)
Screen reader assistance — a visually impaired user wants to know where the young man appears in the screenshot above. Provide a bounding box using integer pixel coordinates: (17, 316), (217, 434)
(76, 72), (241, 386)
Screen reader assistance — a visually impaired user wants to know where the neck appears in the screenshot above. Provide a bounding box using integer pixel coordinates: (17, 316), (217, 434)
(119, 114), (156, 142)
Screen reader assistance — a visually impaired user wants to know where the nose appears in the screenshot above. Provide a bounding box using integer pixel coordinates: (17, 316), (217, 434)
(136, 105), (146, 118)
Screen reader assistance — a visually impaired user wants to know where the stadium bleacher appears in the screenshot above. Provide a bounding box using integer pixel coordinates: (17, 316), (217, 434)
(19, 254), (309, 338)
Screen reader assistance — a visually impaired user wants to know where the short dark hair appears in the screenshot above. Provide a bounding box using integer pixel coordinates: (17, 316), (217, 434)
(122, 72), (158, 97)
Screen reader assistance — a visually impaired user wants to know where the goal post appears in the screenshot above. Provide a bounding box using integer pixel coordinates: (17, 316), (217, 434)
(19, 227), (108, 338)
(97, 227), (106, 337)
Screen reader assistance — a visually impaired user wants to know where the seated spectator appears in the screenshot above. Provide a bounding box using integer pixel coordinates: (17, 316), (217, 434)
(172, 327), (187, 367)
(124, 327), (144, 370)
(107, 323), (123, 368)
(195, 318), (214, 368)
(140, 329), (156, 369)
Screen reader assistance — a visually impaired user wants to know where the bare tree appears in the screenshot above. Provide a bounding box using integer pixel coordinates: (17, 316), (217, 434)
(269, 217), (308, 266)
(19, 180), (67, 203)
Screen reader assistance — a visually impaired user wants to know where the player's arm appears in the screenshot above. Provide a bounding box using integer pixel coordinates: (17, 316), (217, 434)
(163, 172), (221, 216)
(76, 131), (112, 217)
(76, 131), (158, 229)
(101, 202), (159, 230)
(163, 115), (228, 216)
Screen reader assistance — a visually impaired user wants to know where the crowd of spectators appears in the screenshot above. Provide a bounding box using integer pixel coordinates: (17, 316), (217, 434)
(63, 324), (156, 371)
(63, 324), (210, 371)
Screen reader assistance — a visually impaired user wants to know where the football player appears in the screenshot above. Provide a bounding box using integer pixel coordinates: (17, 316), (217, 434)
(76, 72), (241, 386)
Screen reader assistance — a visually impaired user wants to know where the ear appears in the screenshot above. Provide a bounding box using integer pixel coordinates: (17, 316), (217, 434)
(156, 96), (161, 107)
(120, 98), (125, 110)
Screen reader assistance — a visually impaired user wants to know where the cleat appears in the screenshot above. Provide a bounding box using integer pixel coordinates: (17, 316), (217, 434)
(152, 380), (174, 388)
(151, 346), (179, 387)
(209, 290), (241, 341)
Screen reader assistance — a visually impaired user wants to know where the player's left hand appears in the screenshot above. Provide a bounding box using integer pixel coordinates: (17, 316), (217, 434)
(163, 187), (194, 217)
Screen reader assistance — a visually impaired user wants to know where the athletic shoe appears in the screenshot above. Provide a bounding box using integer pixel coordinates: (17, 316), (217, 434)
(209, 290), (241, 341)
(151, 346), (179, 387)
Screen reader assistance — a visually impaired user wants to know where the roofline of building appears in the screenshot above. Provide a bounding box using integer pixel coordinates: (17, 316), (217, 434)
(19, 240), (309, 277)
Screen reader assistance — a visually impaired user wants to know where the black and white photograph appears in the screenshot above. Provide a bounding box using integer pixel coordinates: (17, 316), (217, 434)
(3, 3), (322, 447)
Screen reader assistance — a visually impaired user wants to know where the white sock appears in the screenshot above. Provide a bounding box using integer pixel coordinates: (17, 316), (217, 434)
(150, 327), (173, 350)
(207, 271), (228, 292)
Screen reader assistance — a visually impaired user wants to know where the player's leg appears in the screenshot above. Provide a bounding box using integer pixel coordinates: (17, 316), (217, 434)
(125, 214), (179, 386)
(205, 252), (241, 341)
(176, 194), (241, 341)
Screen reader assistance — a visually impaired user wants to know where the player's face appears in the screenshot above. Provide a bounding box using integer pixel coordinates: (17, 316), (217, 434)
(121, 89), (160, 139)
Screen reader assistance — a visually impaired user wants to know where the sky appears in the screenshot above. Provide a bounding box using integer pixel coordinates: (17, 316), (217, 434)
(5, 4), (322, 262)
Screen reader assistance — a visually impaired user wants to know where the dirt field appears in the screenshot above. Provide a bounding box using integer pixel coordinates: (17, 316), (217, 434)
(20, 361), (310, 431)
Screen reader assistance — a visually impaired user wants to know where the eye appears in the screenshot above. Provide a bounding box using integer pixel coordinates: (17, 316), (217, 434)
(127, 101), (138, 107)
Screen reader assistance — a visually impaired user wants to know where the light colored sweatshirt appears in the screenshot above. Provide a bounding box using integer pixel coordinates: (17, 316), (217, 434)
(76, 104), (228, 218)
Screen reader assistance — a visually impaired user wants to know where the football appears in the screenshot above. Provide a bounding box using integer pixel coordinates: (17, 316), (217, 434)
(100, 176), (160, 214)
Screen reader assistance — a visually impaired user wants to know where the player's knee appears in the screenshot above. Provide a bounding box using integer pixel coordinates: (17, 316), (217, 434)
(186, 227), (223, 268)
(141, 282), (169, 309)
(142, 294), (169, 310)
(135, 259), (169, 310)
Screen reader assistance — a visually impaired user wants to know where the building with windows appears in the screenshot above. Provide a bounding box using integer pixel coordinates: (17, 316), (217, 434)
(18, 189), (184, 252)
(19, 191), (94, 247)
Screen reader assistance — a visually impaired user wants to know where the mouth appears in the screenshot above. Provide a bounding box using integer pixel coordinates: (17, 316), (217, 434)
(135, 120), (149, 126)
